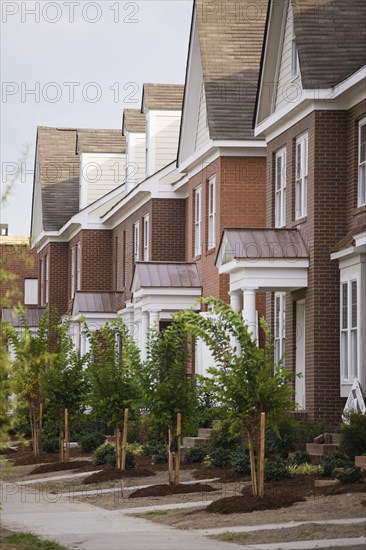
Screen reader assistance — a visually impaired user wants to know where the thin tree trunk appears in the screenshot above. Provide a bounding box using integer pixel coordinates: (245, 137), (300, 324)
(115, 427), (120, 469)
(174, 413), (181, 485)
(121, 408), (129, 471)
(248, 432), (258, 496)
(258, 413), (266, 497)
(38, 402), (43, 454)
(168, 427), (173, 484)
(60, 428), (64, 462)
(64, 408), (70, 462)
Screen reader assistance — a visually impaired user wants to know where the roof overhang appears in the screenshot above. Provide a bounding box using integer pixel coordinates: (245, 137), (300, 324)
(331, 231), (366, 261)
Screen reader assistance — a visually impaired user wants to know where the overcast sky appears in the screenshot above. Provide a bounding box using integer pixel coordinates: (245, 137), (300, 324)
(0, 0), (193, 236)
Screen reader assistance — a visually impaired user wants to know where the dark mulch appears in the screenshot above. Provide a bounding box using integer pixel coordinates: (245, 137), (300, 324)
(129, 483), (216, 499)
(29, 460), (92, 475)
(83, 468), (156, 484)
(11, 443), (89, 466)
(192, 465), (245, 483)
(206, 475), (366, 514)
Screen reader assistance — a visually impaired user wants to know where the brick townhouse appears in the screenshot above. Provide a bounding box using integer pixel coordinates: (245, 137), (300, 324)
(217, 0), (366, 422)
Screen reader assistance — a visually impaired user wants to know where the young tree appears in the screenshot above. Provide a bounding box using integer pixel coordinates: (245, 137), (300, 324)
(177, 297), (296, 497)
(43, 320), (88, 461)
(83, 317), (141, 469)
(142, 321), (197, 483)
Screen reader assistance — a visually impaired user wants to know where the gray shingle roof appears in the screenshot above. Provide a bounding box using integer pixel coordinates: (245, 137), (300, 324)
(122, 109), (146, 134)
(36, 127), (126, 232)
(142, 83), (184, 111)
(195, 0), (268, 140)
(293, 0), (366, 88)
(134, 262), (201, 288)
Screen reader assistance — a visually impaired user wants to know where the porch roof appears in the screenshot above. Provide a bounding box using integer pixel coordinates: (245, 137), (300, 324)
(72, 292), (125, 316)
(1, 307), (46, 328)
(132, 262), (201, 293)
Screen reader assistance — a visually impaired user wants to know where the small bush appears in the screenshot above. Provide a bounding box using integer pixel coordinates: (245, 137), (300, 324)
(151, 445), (168, 465)
(230, 449), (250, 476)
(288, 450), (312, 466)
(264, 460), (291, 481)
(205, 447), (232, 468)
(93, 443), (116, 467)
(125, 449), (137, 469)
(126, 442), (143, 456)
(334, 466), (364, 484)
(184, 446), (207, 464)
(207, 421), (239, 454)
(320, 452), (352, 477)
(340, 413), (366, 459)
(288, 463), (321, 476)
(42, 433), (59, 454)
(79, 433), (106, 453)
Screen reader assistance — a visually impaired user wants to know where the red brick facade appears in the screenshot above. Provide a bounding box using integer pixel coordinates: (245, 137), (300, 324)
(0, 241), (37, 307)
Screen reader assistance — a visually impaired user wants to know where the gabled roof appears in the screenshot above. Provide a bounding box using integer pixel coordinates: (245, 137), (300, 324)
(293, 0), (366, 89)
(33, 127), (126, 232)
(194, 0), (268, 140)
(133, 262), (201, 290)
(331, 223), (366, 253)
(122, 109), (146, 134)
(141, 83), (184, 111)
(1, 307), (46, 327)
(72, 292), (125, 315)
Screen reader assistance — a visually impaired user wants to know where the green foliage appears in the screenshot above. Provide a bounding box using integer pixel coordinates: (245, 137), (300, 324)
(183, 446), (208, 464)
(126, 442), (143, 456)
(151, 445), (168, 465)
(264, 460), (291, 481)
(2, 531), (69, 550)
(0, 321), (13, 449)
(290, 418), (326, 451)
(83, 317), (141, 430)
(288, 463), (321, 476)
(288, 450), (312, 466)
(142, 321), (197, 437)
(93, 443), (116, 467)
(196, 376), (223, 429)
(205, 447), (232, 468)
(78, 433), (106, 453)
(340, 413), (366, 459)
(41, 431), (59, 454)
(320, 452), (353, 477)
(207, 421), (240, 453)
(334, 466), (364, 484)
(230, 449), (251, 476)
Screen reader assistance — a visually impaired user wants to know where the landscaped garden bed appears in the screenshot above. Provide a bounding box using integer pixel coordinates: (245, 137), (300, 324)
(83, 467), (156, 484)
(29, 460), (92, 475)
(129, 482), (217, 498)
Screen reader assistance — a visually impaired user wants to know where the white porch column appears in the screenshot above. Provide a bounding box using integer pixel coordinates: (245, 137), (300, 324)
(140, 311), (149, 361)
(242, 287), (257, 341)
(149, 309), (161, 330)
(229, 290), (242, 355)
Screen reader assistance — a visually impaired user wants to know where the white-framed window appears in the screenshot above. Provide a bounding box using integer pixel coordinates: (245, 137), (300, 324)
(341, 279), (358, 383)
(40, 259), (44, 306)
(291, 20), (299, 78)
(194, 186), (202, 256)
(295, 133), (308, 220)
(45, 254), (49, 304)
(76, 243), (81, 291)
(24, 279), (38, 305)
(275, 148), (287, 228)
(71, 247), (75, 298)
(143, 215), (149, 261)
(208, 176), (216, 249)
(274, 292), (286, 369)
(134, 221), (140, 262)
(358, 116), (366, 206)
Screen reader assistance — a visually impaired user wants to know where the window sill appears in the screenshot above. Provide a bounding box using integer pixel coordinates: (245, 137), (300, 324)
(353, 203), (366, 215)
(206, 247), (217, 257)
(288, 216), (307, 228)
(193, 254), (202, 261)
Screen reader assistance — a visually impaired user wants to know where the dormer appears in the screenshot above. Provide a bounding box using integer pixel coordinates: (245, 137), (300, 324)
(122, 109), (146, 192)
(141, 83), (184, 177)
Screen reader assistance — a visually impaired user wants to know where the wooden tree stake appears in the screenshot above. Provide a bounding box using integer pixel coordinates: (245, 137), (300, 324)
(121, 408), (129, 471)
(39, 402), (43, 453)
(248, 432), (258, 496)
(174, 413), (181, 485)
(259, 412), (266, 497)
(168, 428), (173, 484)
(64, 408), (70, 462)
(115, 427), (120, 469)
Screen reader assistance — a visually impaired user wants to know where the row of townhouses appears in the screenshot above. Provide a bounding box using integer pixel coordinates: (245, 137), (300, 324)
(2, 0), (366, 425)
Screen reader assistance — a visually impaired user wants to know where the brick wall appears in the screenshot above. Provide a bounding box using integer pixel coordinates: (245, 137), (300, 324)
(38, 242), (69, 317)
(347, 100), (366, 231)
(0, 242), (37, 307)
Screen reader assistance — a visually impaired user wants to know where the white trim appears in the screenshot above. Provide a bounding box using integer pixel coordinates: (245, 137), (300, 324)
(71, 247), (75, 299)
(134, 221), (140, 262)
(143, 215), (149, 261)
(194, 185), (202, 257)
(274, 292), (286, 368)
(76, 242), (81, 291)
(275, 148), (287, 228)
(45, 253), (49, 305)
(358, 116), (366, 207)
(295, 133), (308, 220)
(207, 175), (216, 250)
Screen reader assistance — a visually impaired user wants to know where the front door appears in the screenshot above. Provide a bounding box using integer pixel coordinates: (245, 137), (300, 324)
(296, 300), (306, 410)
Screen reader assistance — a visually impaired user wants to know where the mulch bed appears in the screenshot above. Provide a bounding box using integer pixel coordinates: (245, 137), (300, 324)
(206, 475), (366, 514)
(192, 465), (245, 483)
(129, 483), (216, 499)
(83, 468), (156, 484)
(10, 444), (89, 466)
(29, 460), (92, 475)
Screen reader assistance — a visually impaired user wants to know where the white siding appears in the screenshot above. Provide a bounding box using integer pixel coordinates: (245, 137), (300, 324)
(275, 1), (302, 112)
(126, 132), (146, 190)
(195, 83), (210, 151)
(80, 153), (127, 208)
(155, 114), (181, 172)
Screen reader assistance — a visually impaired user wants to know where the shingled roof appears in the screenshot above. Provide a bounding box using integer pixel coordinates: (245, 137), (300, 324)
(194, 0), (268, 140)
(142, 83), (184, 111)
(293, 0), (366, 88)
(122, 109), (146, 134)
(35, 127), (126, 232)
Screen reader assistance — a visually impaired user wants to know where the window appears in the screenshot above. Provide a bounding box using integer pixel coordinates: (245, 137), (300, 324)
(40, 259), (44, 305)
(295, 133), (308, 220)
(45, 254), (49, 304)
(341, 280), (358, 382)
(122, 231), (127, 288)
(208, 176), (216, 249)
(24, 279), (38, 305)
(291, 20), (299, 78)
(143, 215), (149, 261)
(275, 148), (287, 227)
(71, 247), (75, 298)
(194, 186), (202, 256)
(274, 292), (286, 369)
(76, 243), (81, 291)
(358, 117), (366, 206)
(134, 221), (140, 262)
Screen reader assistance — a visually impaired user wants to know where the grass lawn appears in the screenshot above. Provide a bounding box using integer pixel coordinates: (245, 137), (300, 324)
(0, 531), (69, 550)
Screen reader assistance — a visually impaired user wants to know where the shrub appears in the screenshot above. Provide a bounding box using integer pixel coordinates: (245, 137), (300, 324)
(184, 446), (207, 464)
(42, 433), (59, 454)
(205, 447), (232, 468)
(264, 460), (291, 481)
(334, 466), (364, 484)
(151, 445), (168, 465)
(340, 413), (366, 459)
(291, 418), (326, 451)
(320, 452), (353, 477)
(126, 442), (143, 456)
(288, 463), (321, 476)
(288, 450), (312, 466)
(93, 443), (116, 467)
(207, 421), (239, 454)
(230, 449), (250, 476)
(124, 449), (137, 469)
(78, 433), (106, 453)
